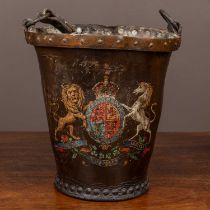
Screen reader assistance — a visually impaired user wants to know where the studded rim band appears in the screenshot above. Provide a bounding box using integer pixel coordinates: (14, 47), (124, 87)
(54, 176), (149, 201)
(25, 30), (180, 52)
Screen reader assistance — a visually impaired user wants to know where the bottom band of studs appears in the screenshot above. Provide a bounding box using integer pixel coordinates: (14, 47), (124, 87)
(54, 176), (149, 201)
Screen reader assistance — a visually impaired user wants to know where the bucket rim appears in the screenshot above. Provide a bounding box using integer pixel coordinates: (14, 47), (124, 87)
(24, 9), (181, 52)
(25, 28), (181, 52)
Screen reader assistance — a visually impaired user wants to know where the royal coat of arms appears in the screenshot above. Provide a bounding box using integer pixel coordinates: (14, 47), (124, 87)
(86, 70), (125, 144)
(53, 67), (157, 167)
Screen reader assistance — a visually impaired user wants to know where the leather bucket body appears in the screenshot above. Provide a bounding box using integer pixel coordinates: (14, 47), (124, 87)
(24, 9), (181, 201)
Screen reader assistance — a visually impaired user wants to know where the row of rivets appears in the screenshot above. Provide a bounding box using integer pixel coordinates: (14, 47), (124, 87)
(56, 177), (148, 197)
(31, 36), (178, 48)
(65, 185), (143, 195)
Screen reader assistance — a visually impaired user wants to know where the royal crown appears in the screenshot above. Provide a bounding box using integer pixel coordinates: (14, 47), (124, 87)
(92, 66), (119, 98)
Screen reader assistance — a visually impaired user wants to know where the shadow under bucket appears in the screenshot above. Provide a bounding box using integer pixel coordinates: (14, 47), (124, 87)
(23, 9), (181, 201)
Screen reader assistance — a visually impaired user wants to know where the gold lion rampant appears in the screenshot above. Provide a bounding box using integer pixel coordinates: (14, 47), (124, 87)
(55, 84), (87, 140)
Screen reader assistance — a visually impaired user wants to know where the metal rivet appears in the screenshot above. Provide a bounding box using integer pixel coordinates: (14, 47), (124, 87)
(134, 41), (138, 46)
(164, 42), (168, 46)
(145, 31), (150, 37)
(116, 39), (121, 44)
(80, 38), (85, 44)
(149, 42), (153, 48)
(122, 188), (127, 194)
(76, 27), (82, 34)
(36, 36), (40, 42)
(157, 33), (162, 38)
(135, 184), (140, 190)
(93, 189), (100, 195)
(70, 185), (76, 191)
(97, 39), (103, 44)
(77, 187), (83, 193)
(48, 37), (53, 43)
(86, 188), (91, 194)
(103, 189), (109, 195)
(106, 31), (111, 36)
(127, 187), (134, 193)
(132, 30), (138, 36)
(112, 189), (119, 195)
(118, 28), (124, 34)
(62, 38), (68, 44)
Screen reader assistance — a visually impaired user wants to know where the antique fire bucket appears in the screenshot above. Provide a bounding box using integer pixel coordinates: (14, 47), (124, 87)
(23, 9), (181, 201)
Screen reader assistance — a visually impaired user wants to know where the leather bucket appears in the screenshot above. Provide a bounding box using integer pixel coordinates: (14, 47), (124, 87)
(23, 9), (181, 201)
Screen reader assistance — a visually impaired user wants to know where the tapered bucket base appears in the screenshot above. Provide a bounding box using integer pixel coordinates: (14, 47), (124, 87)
(54, 176), (149, 201)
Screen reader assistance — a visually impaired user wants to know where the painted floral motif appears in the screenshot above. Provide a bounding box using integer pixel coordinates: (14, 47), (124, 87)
(53, 68), (157, 167)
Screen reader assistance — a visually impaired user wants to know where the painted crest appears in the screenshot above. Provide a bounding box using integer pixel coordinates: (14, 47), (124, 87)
(52, 65), (157, 167)
(86, 70), (124, 144)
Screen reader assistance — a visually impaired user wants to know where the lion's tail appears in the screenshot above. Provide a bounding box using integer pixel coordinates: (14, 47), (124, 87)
(49, 102), (60, 122)
(150, 102), (157, 123)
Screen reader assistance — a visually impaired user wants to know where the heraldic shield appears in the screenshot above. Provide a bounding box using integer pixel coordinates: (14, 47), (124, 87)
(24, 9), (182, 201)
(86, 70), (125, 144)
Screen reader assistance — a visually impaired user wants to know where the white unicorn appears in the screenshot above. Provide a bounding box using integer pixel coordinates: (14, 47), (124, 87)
(122, 82), (157, 143)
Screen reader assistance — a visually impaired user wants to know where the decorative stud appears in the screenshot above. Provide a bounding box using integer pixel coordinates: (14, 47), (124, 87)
(149, 42), (153, 48)
(76, 27), (82, 34)
(64, 183), (68, 189)
(106, 31), (111, 36)
(36, 36), (40, 42)
(121, 188), (127, 194)
(80, 38), (85, 44)
(116, 39), (121, 44)
(157, 33), (162, 38)
(118, 28), (124, 34)
(93, 189), (100, 195)
(134, 41), (138, 46)
(77, 187), (83, 193)
(86, 188), (91, 194)
(127, 186), (134, 193)
(132, 30), (138, 36)
(112, 189), (119, 195)
(97, 39), (103, 44)
(145, 31), (150, 37)
(48, 37), (53, 43)
(70, 185), (76, 191)
(135, 184), (140, 190)
(103, 189), (109, 195)
(62, 38), (68, 44)
(164, 42), (168, 46)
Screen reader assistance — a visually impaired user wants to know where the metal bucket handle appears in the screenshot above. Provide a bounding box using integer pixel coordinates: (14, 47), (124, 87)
(23, 8), (181, 36)
(23, 8), (75, 33)
(159, 9), (182, 35)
